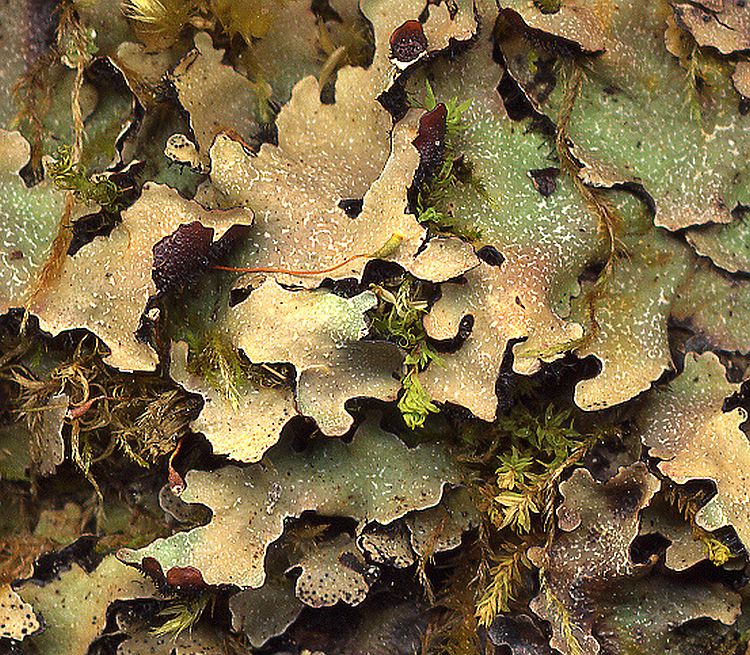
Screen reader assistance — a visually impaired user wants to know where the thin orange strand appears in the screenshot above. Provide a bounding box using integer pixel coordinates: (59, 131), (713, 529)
(211, 253), (369, 277)
(168, 437), (186, 494)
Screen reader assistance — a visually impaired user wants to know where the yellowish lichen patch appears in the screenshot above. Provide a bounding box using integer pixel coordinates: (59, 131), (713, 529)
(635, 352), (750, 549)
(170, 341), (297, 462)
(226, 279), (403, 435)
(118, 416), (459, 587)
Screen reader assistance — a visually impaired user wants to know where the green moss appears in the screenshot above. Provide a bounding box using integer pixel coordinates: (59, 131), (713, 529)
(151, 594), (214, 639)
(187, 333), (247, 409)
(370, 276), (441, 429)
(486, 405), (599, 533)
(186, 332), (291, 408)
(398, 368), (439, 431)
(475, 540), (532, 627)
(45, 144), (123, 209)
(663, 483), (737, 567)
(539, 571), (585, 655)
(412, 81), (482, 241)
(470, 403), (608, 628)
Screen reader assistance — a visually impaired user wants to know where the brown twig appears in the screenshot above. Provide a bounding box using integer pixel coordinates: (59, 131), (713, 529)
(23, 3), (90, 327)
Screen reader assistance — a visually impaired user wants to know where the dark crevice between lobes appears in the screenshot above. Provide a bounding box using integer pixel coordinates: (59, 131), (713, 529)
(429, 314), (474, 355)
(27, 535), (99, 583)
(378, 81), (411, 121)
(477, 245), (505, 267)
(338, 198), (364, 218)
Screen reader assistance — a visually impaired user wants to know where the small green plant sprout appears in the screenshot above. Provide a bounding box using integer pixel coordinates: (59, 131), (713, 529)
(412, 80), (481, 240)
(488, 405), (597, 534)
(663, 483), (735, 567)
(472, 403), (607, 629)
(420, 79), (472, 141)
(151, 593), (214, 639)
(45, 145), (124, 210)
(398, 367), (439, 431)
(370, 277), (440, 429)
(188, 333), (246, 409)
(702, 537), (732, 566)
(186, 331), (290, 407)
(475, 540), (532, 628)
